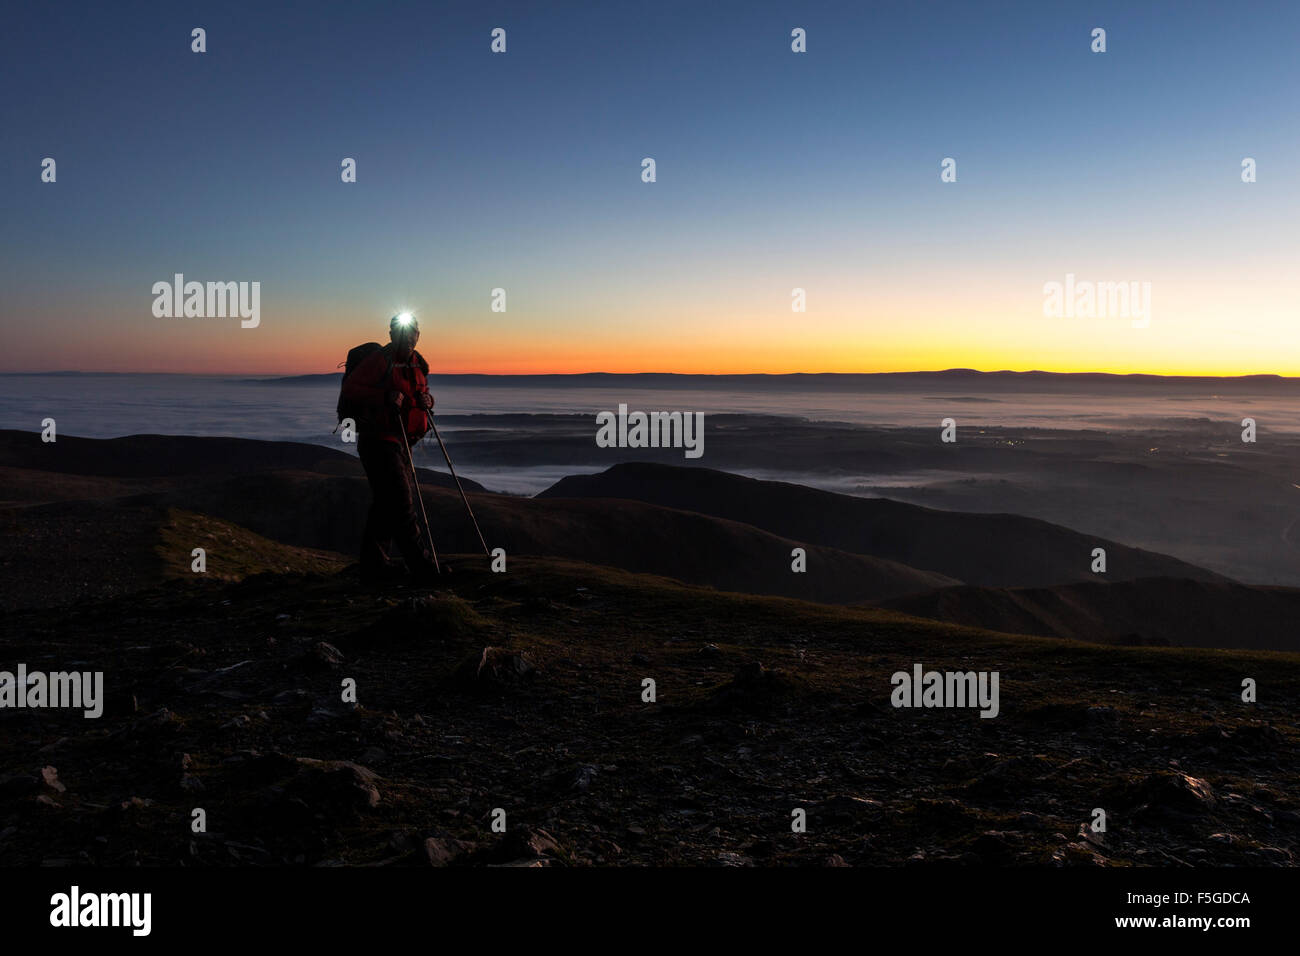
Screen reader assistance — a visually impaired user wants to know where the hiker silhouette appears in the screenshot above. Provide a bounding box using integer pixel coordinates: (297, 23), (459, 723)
(338, 314), (440, 584)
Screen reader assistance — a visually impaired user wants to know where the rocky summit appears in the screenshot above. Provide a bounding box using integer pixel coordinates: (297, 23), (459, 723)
(2, 558), (1296, 867)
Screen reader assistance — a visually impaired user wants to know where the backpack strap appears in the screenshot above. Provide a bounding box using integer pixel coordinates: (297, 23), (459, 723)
(373, 345), (396, 389)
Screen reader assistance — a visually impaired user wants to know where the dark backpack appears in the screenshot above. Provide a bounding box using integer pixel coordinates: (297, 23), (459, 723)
(335, 342), (392, 428)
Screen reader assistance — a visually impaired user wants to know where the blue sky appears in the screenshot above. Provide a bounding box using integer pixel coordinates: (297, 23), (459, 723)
(2, 0), (1297, 373)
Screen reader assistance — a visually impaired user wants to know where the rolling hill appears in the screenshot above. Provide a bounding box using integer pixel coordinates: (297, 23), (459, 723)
(539, 462), (1228, 588)
(0, 434), (955, 610)
(877, 578), (1300, 652)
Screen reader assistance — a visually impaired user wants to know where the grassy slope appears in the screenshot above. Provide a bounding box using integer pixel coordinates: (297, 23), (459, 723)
(157, 508), (349, 581)
(0, 502), (347, 610)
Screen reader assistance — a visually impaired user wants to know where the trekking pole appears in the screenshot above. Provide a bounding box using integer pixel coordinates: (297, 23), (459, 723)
(429, 417), (491, 558)
(397, 414), (441, 574)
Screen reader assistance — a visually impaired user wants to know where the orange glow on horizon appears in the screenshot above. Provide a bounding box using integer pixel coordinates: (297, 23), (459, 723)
(40, 341), (1300, 380)
(10, 297), (1300, 378)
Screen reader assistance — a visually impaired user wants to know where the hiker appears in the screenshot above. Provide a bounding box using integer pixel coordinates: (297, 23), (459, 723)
(339, 314), (440, 584)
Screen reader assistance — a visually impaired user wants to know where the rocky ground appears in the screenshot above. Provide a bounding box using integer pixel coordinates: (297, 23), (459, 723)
(2, 557), (1298, 867)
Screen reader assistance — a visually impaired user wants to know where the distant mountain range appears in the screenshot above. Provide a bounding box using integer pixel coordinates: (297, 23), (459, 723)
(8, 369), (1300, 391)
(245, 370), (1300, 389)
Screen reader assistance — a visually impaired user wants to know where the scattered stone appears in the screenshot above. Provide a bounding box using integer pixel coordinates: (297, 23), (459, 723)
(423, 835), (475, 867)
(490, 858), (551, 867)
(1122, 771), (1217, 819)
(456, 647), (538, 688)
(971, 830), (1019, 861)
(963, 755), (1055, 799)
(294, 758), (380, 810)
(817, 793), (885, 823)
(249, 755), (382, 822)
(313, 642), (345, 666)
(703, 662), (810, 714)
(1052, 842), (1107, 866)
(481, 826), (566, 865)
(1077, 823), (1107, 851)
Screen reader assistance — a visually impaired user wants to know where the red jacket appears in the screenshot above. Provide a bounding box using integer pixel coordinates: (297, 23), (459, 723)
(341, 344), (430, 445)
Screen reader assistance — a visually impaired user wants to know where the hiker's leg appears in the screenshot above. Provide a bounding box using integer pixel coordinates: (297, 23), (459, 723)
(387, 443), (438, 574)
(357, 439), (399, 572)
(361, 499), (396, 567)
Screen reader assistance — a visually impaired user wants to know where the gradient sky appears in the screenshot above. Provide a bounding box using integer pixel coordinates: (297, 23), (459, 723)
(2, 0), (1297, 375)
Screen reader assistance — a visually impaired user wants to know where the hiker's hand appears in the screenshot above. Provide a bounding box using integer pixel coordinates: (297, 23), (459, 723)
(416, 392), (434, 410)
(388, 390), (405, 409)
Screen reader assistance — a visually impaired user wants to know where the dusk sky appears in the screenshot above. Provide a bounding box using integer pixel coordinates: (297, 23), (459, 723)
(3, 0), (1297, 375)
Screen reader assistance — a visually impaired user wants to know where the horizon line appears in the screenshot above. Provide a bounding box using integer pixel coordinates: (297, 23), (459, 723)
(2, 368), (1299, 382)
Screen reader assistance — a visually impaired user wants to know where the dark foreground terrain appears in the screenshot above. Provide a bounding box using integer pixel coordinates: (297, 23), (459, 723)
(1, 431), (1297, 867)
(2, 557), (1297, 867)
